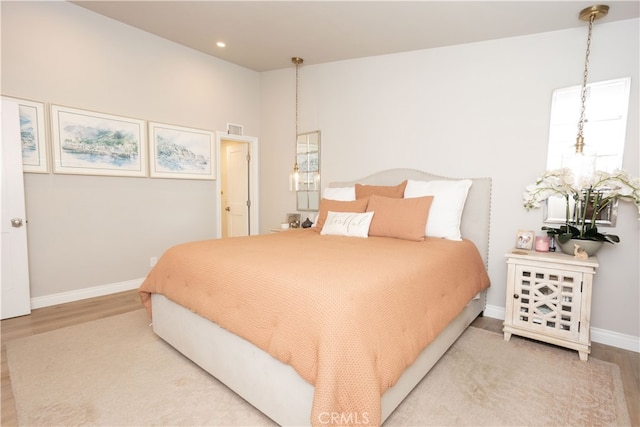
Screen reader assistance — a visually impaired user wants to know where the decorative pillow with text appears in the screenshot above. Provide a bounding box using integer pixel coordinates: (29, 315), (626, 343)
(320, 211), (374, 238)
(314, 197), (370, 230)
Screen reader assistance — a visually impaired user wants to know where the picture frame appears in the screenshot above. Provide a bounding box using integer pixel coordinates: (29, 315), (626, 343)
(149, 122), (215, 180)
(3, 96), (49, 173)
(515, 229), (535, 250)
(286, 213), (301, 228)
(50, 105), (147, 177)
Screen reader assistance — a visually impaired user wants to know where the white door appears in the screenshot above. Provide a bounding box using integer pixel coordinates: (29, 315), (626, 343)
(225, 143), (250, 237)
(1, 99), (32, 319)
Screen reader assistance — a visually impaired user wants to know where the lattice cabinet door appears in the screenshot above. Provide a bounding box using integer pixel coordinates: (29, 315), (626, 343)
(511, 265), (583, 341)
(503, 249), (598, 361)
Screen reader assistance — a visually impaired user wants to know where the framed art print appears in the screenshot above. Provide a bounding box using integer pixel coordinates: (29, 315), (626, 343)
(50, 105), (147, 177)
(286, 213), (301, 228)
(148, 122), (215, 180)
(515, 229), (535, 250)
(3, 96), (49, 173)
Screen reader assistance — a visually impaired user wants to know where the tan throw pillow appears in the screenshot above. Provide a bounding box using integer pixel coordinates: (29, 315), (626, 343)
(315, 197), (370, 230)
(355, 180), (407, 199)
(366, 194), (434, 241)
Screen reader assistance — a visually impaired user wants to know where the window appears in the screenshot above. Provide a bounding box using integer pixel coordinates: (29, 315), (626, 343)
(546, 77), (631, 172)
(544, 77), (631, 225)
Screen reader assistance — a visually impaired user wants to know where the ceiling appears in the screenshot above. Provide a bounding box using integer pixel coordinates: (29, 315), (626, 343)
(72, 1), (639, 72)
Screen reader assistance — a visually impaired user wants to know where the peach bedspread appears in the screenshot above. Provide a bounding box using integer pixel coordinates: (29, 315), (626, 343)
(139, 229), (490, 426)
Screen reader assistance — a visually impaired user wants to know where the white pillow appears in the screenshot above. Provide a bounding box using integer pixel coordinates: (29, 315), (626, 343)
(404, 179), (472, 241)
(320, 211), (374, 238)
(322, 186), (356, 201)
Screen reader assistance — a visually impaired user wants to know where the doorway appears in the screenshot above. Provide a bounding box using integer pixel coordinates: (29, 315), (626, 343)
(217, 133), (259, 238)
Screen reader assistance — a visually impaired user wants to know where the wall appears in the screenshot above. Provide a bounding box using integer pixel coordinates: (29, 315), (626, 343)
(1, 1), (260, 298)
(260, 19), (639, 341)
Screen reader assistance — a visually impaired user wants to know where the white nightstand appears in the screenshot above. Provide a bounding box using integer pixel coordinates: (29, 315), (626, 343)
(503, 248), (599, 361)
(269, 226), (298, 233)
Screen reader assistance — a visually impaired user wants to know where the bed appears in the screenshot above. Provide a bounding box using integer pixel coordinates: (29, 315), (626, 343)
(139, 168), (491, 426)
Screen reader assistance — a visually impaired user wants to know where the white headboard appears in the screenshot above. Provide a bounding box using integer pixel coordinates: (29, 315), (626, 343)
(329, 169), (492, 267)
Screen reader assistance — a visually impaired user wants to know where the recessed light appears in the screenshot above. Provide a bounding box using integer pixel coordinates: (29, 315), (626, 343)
(216, 41), (226, 48)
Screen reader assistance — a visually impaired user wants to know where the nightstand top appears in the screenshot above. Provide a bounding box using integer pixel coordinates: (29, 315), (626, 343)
(505, 248), (599, 268)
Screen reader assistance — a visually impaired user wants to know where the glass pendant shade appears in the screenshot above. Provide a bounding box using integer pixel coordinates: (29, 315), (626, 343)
(289, 164), (300, 191)
(561, 136), (596, 187)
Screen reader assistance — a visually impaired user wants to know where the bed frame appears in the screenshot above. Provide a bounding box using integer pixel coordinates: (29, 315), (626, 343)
(151, 169), (491, 426)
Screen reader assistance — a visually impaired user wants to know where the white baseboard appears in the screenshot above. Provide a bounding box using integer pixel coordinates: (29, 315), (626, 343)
(30, 278), (144, 310)
(483, 303), (505, 321)
(591, 327), (640, 354)
(484, 304), (639, 354)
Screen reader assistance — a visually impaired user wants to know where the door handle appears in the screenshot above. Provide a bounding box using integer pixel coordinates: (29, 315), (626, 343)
(225, 207), (231, 212)
(10, 217), (23, 228)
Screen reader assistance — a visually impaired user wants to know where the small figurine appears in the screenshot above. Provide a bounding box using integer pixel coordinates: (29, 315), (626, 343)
(573, 244), (589, 260)
(301, 217), (313, 228)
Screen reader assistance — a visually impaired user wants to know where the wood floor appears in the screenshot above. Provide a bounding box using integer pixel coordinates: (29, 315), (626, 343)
(1, 290), (638, 426)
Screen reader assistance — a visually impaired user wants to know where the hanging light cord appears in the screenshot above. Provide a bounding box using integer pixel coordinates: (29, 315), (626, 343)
(295, 60), (299, 143)
(576, 12), (596, 149)
(294, 60), (299, 170)
(290, 57), (303, 191)
(291, 57), (303, 174)
(293, 61), (300, 173)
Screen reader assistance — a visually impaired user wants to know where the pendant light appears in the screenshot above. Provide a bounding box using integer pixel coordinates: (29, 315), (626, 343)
(289, 57), (303, 191)
(561, 4), (609, 187)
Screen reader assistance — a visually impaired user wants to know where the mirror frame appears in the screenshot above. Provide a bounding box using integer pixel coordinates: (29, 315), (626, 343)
(543, 195), (618, 227)
(295, 130), (320, 212)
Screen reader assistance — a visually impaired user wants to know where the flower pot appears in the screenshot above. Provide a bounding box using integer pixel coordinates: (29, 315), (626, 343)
(557, 239), (603, 257)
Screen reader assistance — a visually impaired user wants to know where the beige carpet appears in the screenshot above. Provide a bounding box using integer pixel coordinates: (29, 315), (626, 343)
(6, 310), (630, 426)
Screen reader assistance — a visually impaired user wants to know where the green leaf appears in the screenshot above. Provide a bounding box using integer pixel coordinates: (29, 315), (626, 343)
(556, 233), (574, 244)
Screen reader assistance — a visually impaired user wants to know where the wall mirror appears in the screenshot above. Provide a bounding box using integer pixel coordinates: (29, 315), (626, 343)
(544, 77), (631, 226)
(296, 130), (320, 211)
